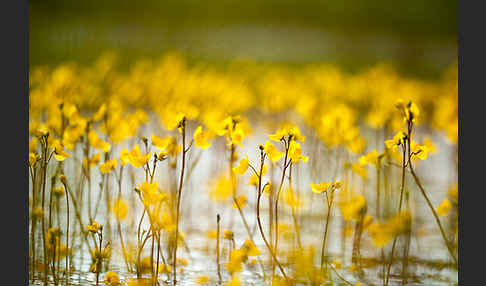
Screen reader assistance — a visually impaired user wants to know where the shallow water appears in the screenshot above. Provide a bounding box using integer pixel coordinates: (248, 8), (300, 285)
(29, 121), (458, 286)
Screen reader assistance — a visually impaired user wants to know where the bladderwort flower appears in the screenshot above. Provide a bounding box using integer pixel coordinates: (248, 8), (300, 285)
(99, 158), (118, 174)
(193, 125), (212, 149)
(86, 221), (102, 234)
(52, 140), (71, 161)
(104, 271), (120, 285)
(263, 140), (284, 162)
(126, 144), (151, 168)
(232, 155), (249, 175)
(287, 140), (308, 163)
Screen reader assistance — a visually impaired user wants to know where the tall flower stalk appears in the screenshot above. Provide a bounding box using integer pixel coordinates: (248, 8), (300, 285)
(173, 117), (187, 285)
(254, 145), (290, 282)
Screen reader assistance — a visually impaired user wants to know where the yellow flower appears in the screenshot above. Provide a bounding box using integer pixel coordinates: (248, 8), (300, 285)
(86, 221), (102, 233)
(112, 199), (128, 220)
(269, 124), (306, 142)
(385, 131), (406, 151)
(338, 190), (366, 221)
(210, 176), (232, 202)
(151, 134), (171, 150)
(224, 229), (234, 240)
(233, 155), (249, 175)
(53, 186), (65, 197)
(206, 230), (217, 239)
(225, 276), (241, 286)
(347, 136), (366, 154)
(268, 128), (287, 142)
(157, 264), (172, 274)
(83, 153), (101, 170)
(127, 144), (151, 168)
(232, 195), (247, 209)
(52, 141), (71, 161)
(448, 184), (458, 204)
(367, 210), (411, 248)
(104, 271), (120, 285)
(99, 158), (117, 174)
(262, 181), (272, 194)
(249, 165), (267, 186)
(363, 214), (373, 230)
(140, 256), (154, 273)
(404, 100), (420, 123)
(349, 162), (368, 180)
(333, 181), (342, 189)
(264, 140), (283, 162)
(193, 125), (211, 149)
(311, 182), (330, 194)
(195, 276), (211, 285)
(436, 198), (452, 216)
(137, 182), (163, 206)
(241, 239), (261, 256)
(288, 141), (308, 163)
(88, 130), (111, 153)
(410, 140), (429, 160)
(165, 112), (185, 131)
(227, 249), (246, 274)
(29, 138), (38, 153)
(230, 125), (245, 146)
(29, 152), (40, 166)
(119, 148), (130, 166)
(367, 222), (393, 248)
(284, 188), (302, 208)
(423, 137), (437, 154)
(214, 116), (234, 136)
(155, 211), (175, 232)
(151, 135), (181, 158)
(92, 103), (107, 122)
(359, 149), (382, 168)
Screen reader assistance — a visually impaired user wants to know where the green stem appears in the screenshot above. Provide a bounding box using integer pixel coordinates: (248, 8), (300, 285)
(173, 119), (187, 285)
(409, 165), (458, 266)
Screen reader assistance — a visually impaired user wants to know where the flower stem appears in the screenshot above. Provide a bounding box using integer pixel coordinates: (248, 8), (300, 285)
(173, 119), (187, 285)
(409, 165), (457, 266)
(320, 190), (334, 270)
(216, 214), (222, 284)
(256, 150), (290, 283)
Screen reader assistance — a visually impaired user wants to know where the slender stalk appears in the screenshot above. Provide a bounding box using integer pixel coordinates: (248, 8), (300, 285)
(63, 181), (92, 250)
(115, 166), (131, 272)
(216, 214), (222, 284)
(155, 230), (161, 284)
(30, 164), (37, 281)
(351, 213), (364, 266)
(401, 218), (411, 286)
(136, 209), (146, 278)
(274, 139), (289, 268)
(229, 141), (267, 278)
(173, 118), (187, 285)
(409, 165), (458, 266)
(52, 234), (57, 285)
(288, 164), (302, 249)
(63, 179), (70, 286)
(40, 135), (49, 285)
(255, 148), (290, 282)
(229, 143), (253, 240)
(385, 144), (407, 286)
(329, 264), (354, 286)
(96, 230), (103, 286)
(320, 190), (334, 270)
(377, 167), (381, 219)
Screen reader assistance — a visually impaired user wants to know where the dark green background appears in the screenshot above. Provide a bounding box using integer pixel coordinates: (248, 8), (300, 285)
(30, 0), (457, 78)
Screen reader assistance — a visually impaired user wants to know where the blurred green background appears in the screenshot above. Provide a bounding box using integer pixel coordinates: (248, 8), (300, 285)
(29, 0), (457, 78)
